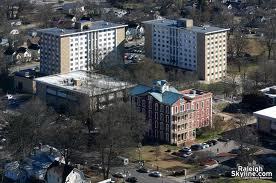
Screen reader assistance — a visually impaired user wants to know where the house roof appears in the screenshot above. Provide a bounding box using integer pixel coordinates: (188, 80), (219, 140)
(16, 47), (28, 53)
(253, 106), (276, 120)
(4, 47), (15, 55)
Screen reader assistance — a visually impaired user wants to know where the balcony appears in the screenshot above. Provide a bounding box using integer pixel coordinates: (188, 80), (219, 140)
(173, 110), (194, 117)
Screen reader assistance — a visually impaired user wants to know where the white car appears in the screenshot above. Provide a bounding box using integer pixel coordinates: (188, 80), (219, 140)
(182, 151), (193, 158)
(202, 143), (210, 149)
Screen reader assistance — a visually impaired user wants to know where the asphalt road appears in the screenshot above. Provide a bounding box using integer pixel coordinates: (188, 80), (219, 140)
(111, 164), (183, 183)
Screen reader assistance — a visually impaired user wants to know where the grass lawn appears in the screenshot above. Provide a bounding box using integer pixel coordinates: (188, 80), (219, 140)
(196, 132), (221, 143)
(245, 38), (266, 56)
(125, 145), (200, 172)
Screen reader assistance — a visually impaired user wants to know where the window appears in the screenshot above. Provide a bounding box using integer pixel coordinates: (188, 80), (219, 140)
(166, 106), (169, 113)
(187, 103), (190, 110)
(155, 103), (158, 111)
(148, 110), (152, 119)
(142, 100), (145, 107)
(155, 112), (158, 119)
(175, 106), (178, 113)
(202, 101), (204, 108)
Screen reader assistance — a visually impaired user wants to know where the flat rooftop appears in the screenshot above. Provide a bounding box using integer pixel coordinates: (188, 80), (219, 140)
(253, 106), (276, 120)
(35, 71), (133, 96)
(38, 20), (127, 36)
(143, 19), (229, 34)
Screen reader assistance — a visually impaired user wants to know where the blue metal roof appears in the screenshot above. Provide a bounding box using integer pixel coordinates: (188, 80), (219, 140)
(129, 85), (152, 95)
(130, 82), (182, 105)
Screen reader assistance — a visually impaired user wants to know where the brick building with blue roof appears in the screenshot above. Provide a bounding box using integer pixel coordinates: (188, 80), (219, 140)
(130, 80), (212, 146)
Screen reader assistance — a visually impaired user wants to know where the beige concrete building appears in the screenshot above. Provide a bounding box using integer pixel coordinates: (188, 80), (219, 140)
(143, 18), (229, 83)
(38, 20), (127, 75)
(14, 69), (40, 94)
(254, 106), (276, 135)
(35, 71), (133, 113)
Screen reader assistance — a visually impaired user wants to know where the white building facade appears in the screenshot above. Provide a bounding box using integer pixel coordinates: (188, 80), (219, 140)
(143, 18), (229, 83)
(38, 21), (127, 75)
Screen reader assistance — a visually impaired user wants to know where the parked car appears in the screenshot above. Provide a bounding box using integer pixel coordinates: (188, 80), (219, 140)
(205, 141), (214, 146)
(191, 144), (203, 151)
(202, 143), (210, 149)
(112, 172), (126, 178)
(137, 167), (150, 173)
(171, 169), (186, 176)
(218, 137), (230, 142)
(179, 147), (191, 153)
(182, 151), (193, 158)
(210, 139), (218, 145)
(206, 139), (218, 146)
(126, 177), (138, 182)
(149, 171), (162, 177)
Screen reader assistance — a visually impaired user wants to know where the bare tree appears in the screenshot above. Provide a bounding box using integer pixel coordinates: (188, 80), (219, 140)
(262, 16), (276, 60)
(93, 102), (147, 179)
(230, 32), (248, 58)
(6, 99), (58, 159)
(225, 114), (259, 166)
(41, 116), (85, 165)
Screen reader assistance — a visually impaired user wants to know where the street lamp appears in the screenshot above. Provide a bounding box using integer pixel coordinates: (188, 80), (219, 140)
(137, 142), (142, 166)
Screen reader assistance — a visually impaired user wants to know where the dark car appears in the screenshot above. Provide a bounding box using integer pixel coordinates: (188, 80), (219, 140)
(137, 167), (150, 173)
(149, 171), (162, 177)
(218, 137), (230, 142)
(112, 172), (126, 178)
(191, 144), (203, 151)
(126, 177), (138, 182)
(206, 139), (218, 146)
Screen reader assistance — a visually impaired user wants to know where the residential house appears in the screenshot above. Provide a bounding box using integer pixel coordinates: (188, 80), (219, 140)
(27, 36), (40, 61)
(15, 47), (32, 63)
(4, 144), (65, 183)
(62, 3), (85, 15)
(45, 161), (91, 183)
(253, 106), (276, 136)
(130, 80), (212, 146)
(0, 38), (9, 47)
(4, 161), (27, 183)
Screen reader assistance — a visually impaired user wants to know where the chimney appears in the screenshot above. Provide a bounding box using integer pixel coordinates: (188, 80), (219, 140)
(177, 18), (193, 28)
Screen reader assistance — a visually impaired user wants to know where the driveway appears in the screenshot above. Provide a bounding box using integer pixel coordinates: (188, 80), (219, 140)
(201, 140), (239, 154)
